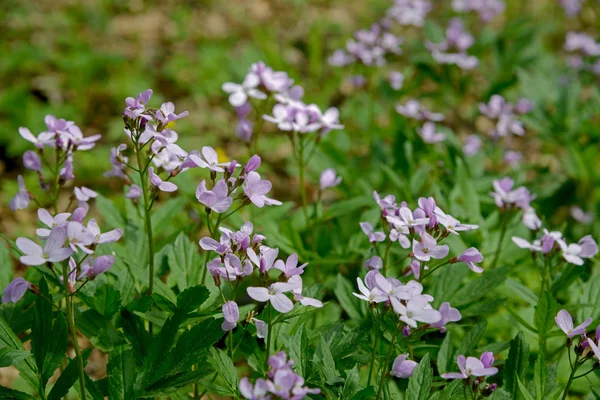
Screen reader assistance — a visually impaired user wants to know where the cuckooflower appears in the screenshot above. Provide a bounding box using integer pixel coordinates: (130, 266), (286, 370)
(74, 186), (98, 202)
(359, 222), (386, 243)
(319, 168), (342, 190)
(17, 228), (73, 266)
(221, 301), (239, 332)
(243, 172), (282, 208)
(387, 207), (430, 229)
(430, 302), (462, 332)
(555, 309), (592, 338)
(391, 354), (418, 378)
(353, 277), (387, 303)
(239, 377), (270, 400)
(274, 253), (307, 278)
(36, 209), (71, 238)
(288, 275), (323, 308)
(247, 282), (298, 313)
(419, 122), (445, 143)
(412, 233), (449, 262)
(148, 167), (178, 192)
(87, 219), (123, 244)
(391, 295), (442, 327)
(2, 278), (32, 304)
(441, 355), (498, 379)
(455, 248), (484, 273)
(9, 176), (30, 212)
(222, 74), (267, 107)
(23, 151), (42, 172)
(79, 255), (115, 279)
(196, 180), (233, 213)
(587, 338), (600, 360)
(67, 222), (95, 254)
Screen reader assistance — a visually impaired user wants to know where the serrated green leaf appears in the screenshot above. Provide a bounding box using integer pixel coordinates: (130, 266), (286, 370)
(0, 386), (36, 400)
(437, 332), (453, 374)
(315, 335), (343, 385)
(534, 291), (558, 338)
(176, 285), (210, 314)
(167, 233), (202, 292)
(208, 348), (238, 396)
(342, 365), (362, 399)
(107, 347), (137, 400)
(504, 331), (530, 400)
(47, 348), (92, 400)
(533, 351), (547, 400)
(0, 347), (31, 367)
(516, 375), (535, 400)
(406, 353), (433, 400)
(457, 321), (487, 356)
(0, 316), (38, 391)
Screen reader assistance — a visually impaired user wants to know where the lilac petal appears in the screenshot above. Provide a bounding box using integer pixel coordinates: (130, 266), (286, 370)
(21, 255), (48, 266)
(222, 301), (240, 324)
(247, 287), (270, 302)
(159, 181), (178, 192)
(98, 229), (123, 244)
(16, 237), (42, 256)
(270, 293), (294, 313)
(555, 310), (574, 335)
(570, 318), (593, 337)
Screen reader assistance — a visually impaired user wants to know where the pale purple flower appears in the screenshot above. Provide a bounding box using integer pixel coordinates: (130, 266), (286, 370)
(23, 151), (41, 172)
(558, 240), (585, 265)
(389, 227), (411, 248)
(196, 180), (232, 213)
(148, 167), (177, 192)
(240, 377), (270, 400)
(60, 158), (74, 182)
(9, 175), (30, 211)
(247, 282), (298, 313)
(364, 256), (383, 270)
(587, 338), (600, 360)
(522, 208), (541, 230)
(408, 259), (422, 279)
(430, 302), (462, 332)
(36, 209), (71, 238)
(320, 168), (342, 190)
(155, 102), (188, 124)
(441, 355), (498, 379)
(183, 146), (234, 172)
(318, 107), (344, 135)
(150, 129), (187, 159)
(511, 236), (542, 252)
(223, 74), (267, 107)
(126, 185), (142, 199)
(19, 127), (55, 149)
(353, 277), (387, 303)
(387, 207), (430, 229)
(243, 172), (282, 208)
(263, 104), (293, 131)
(360, 222), (386, 243)
(200, 233), (231, 255)
(578, 235), (598, 258)
(72, 205), (88, 223)
(515, 98), (533, 114)
(247, 246), (279, 273)
(419, 122), (445, 143)
(374, 273), (409, 301)
(456, 248), (484, 273)
(125, 89), (152, 112)
(387, 0), (432, 27)
(389, 71), (404, 90)
(413, 233), (449, 262)
(80, 255), (115, 279)
(63, 125), (101, 151)
(253, 318), (267, 339)
(490, 177), (535, 210)
(274, 253), (307, 278)
(434, 208), (478, 234)
(570, 206), (593, 224)
(243, 155), (261, 175)
(463, 135), (482, 156)
(17, 227), (73, 266)
(555, 310), (592, 338)
(391, 354), (417, 378)
(74, 186), (97, 202)
(87, 219), (123, 244)
(67, 222), (95, 254)
(289, 275), (323, 308)
(221, 301), (239, 332)
(391, 295), (442, 327)
(236, 119), (253, 142)
(2, 278), (32, 304)
(395, 100), (444, 121)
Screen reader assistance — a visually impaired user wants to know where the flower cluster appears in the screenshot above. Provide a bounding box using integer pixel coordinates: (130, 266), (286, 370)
(3, 206), (122, 302)
(564, 32), (600, 75)
(490, 177), (540, 229)
(452, 0), (505, 22)
(362, 192), (482, 278)
(555, 310), (600, 362)
(513, 231), (597, 266)
(10, 115), (102, 211)
(385, 0), (432, 27)
(239, 352), (320, 400)
(478, 95), (530, 138)
(328, 23), (403, 67)
(441, 352), (498, 395)
(200, 221), (322, 332)
(426, 19), (478, 70)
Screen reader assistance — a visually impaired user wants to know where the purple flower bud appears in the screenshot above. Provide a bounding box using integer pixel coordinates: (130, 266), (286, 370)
(253, 318), (267, 338)
(515, 98), (533, 114)
(221, 301), (239, 332)
(2, 278), (32, 303)
(23, 151), (41, 172)
(391, 354), (417, 378)
(86, 255), (115, 279)
(578, 235), (598, 258)
(456, 247), (484, 273)
(9, 176), (30, 211)
(243, 155), (261, 174)
(126, 184), (143, 200)
(364, 256), (383, 270)
(60, 158), (74, 181)
(402, 325), (411, 338)
(72, 206), (87, 222)
(480, 352), (495, 368)
(319, 168), (342, 190)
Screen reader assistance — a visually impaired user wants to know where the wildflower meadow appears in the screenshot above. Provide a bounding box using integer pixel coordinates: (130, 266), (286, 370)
(1, 0), (599, 399)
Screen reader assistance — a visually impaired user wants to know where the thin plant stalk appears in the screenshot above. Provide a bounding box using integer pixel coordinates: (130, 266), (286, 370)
(62, 263), (86, 400)
(376, 323), (401, 400)
(561, 355), (581, 400)
(490, 213), (509, 269)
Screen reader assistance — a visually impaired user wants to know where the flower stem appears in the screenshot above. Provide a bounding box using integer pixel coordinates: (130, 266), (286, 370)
(265, 304), (273, 371)
(135, 144), (155, 335)
(376, 323), (401, 400)
(297, 132), (310, 227)
(62, 263), (86, 400)
(367, 309), (379, 387)
(561, 356), (580, 400)
(490, 213), (508, 269)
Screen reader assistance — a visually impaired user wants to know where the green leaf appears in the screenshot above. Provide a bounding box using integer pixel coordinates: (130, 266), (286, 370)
(533, 351), (547, 400)
(47, 348), (92, 400)
(96, 194), (126, 229)
(534, 292), (559, 338)
(457, 321), (487, 356)
(0, 387), (36, 400)
(516, 376), (535, 400)
(315, 335), (343, 385)
(32, 277), (52, 377)
(283, 325), (311, 378)
(322, 196), (373, 221)
(41, 312), (69, 386)
(167, 233), (202, 292)
(429, 380), (463, 400)
(91, 284), (122, 318)
(107, 347), (137, 400)
(505, 278), (538, 306)
(208, 348), (238, 396)
(0, 347), (31, 367)
(0, 316), (38, 391)
(342, 365), (362, 399)
(504, 331), (530, 400)
(406, 353), (433, 400)
(176, 285), (210, 315)
(451, 268), (507, 307)
(152, 198), (186, 230)
(335, 274), (363, 320)
(437, 332), (453, 374)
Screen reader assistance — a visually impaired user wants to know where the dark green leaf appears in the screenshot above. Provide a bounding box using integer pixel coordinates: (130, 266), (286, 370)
(0, 347), (31, 368)
(533, 351), (547, 400)
(315, 335), (343, 385)
(167, 233), (202, 292)
(342, 365), (362, 399)
(0, 316), (38, 391)
(534, 291), (558, 338)
(41, 312), (69, 385)
(96, 195), (126, 229)
(0, 387), (36, 400)
(457, 321), (487, 356)
(47, 348), (92, 400)
(208, 348), (238, 396)
(176, 285), (210, 315)
(437, 332), (453, 374)
(504, 331), (530, 400)
(406, 353), (433, 400)
(335, 274), (363, 320)
(107, 347), (137, 400)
